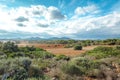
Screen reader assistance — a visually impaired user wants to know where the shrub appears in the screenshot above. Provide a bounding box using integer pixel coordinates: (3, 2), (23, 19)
(0, 65), (5, 75)
(2, 41), (19, 53)
(22, 59), (31, 71)
(61, 62), (82, 76)
(35, 48), (45, 51)
(84, 46), (120, 59)
(81, 43), (88, 47)
(115, 46), (120, 50)
(93, 46), (113, 52)
(8, 52), (25, 58)
(61, 57), (100, 76)
(12, 68), (28, 80)
(87, 69), (102, 78)
(64, 44), (73, 48)
(28, 66), (43, 78)
(55, 55), (70, 61)
(26, 76), (50, 80)
(29, 51), (55, 59)
(32, 58), (53, 70)
(74, 45), (82, 50)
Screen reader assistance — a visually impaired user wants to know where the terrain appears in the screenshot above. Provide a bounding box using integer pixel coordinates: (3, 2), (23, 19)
(0, 39), (120, 80)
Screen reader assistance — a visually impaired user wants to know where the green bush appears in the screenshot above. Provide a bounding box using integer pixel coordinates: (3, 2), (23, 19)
(2, 41), (19, 53)
(55, 55), (70, 61)
(19, 46), (46, 52)
(84, 46), (120, 59)
(74, 45), (82, 50)
(115, 46), (120, 50)
(29, 51), (55, 59)
(32, 58), (55, 70)
(7, 51), (54, 59)
(7, 52), (25, 58)
(0, 57), (49, 79)
(28, 66), (43, 78)
(93, 46), (113, 52)
(61, 62), (82, 76)
(12, 68), (28, 80)
(61, 57), (99, 76)
(22, 59), (31, 71)
(26, 76), (50, 80)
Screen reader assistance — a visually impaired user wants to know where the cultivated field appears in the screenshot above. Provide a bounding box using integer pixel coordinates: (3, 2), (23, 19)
(18, 43), (97, 56)
(46, 46), (97, 56)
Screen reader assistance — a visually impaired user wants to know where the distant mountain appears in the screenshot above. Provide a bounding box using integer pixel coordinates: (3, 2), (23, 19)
(25, 37), (44, 40)
(0, 37), (71, 41)
(25, 37), (71, 40)
(48, 37), (70, 40)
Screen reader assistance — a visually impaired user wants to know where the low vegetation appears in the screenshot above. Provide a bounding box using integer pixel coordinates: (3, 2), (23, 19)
(0, 39), (120, 80)
(74, 45), (82, 50)
(60, 46), (120, 80)
(24, 38), (120, 46)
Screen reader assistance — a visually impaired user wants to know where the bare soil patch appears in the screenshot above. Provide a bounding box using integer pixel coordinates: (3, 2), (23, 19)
(17, 43), (97, 56)
(46, 46), (97, 56)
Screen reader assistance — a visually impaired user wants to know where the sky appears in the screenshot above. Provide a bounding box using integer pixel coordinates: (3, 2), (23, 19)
(0, 0), (120, 39)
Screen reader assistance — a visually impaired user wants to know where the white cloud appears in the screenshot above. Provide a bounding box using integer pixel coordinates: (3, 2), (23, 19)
(0, 4), (120, 39)
(46, 6), (65, 20)
(15, 16), (29, 22)
(0, 5), (65, 32)
(74, 5), (99, 16)
(48, 12), (120, 39)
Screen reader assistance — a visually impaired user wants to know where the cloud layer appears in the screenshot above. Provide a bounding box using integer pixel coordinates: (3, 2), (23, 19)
(0, 3), (120, 39)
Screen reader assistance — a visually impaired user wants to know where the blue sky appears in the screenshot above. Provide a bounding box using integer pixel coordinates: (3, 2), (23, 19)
(0, 0), (120, 39)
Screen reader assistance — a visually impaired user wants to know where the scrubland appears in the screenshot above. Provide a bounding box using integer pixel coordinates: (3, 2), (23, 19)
(0, 39), (120, 80)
